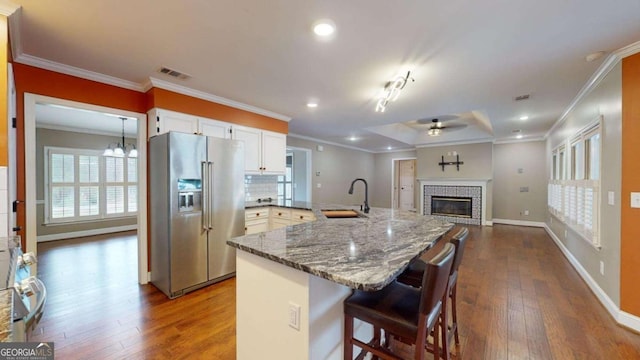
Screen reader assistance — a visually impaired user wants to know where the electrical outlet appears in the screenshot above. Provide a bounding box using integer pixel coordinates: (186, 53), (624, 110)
(317, 183), (321, 188)
(608, 191), (615, 206)
(600, 261), (604, 275)
(524, 210), (529, 216)
(289, 302), (301, 330)
(564, 229), (568, 239)
(631, 192), (640, 208)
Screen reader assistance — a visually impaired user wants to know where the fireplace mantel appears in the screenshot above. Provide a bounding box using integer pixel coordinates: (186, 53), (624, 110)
(419, 178), (492, 225)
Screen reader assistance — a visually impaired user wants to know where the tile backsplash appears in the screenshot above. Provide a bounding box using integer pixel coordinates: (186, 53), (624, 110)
(244, 175), (278, 201)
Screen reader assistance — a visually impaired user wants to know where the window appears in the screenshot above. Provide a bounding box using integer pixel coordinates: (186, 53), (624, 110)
(547, 117), (601, 247)
(45, 147), (138, 224)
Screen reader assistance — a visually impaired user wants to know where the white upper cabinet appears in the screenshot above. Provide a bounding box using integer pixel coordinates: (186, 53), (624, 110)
(232, 126), (262, 173)
(199, 118), (231, 138)
(232, 127), (286, 174)
(148, 108), (230, 139)
(261, 130), (286, 174)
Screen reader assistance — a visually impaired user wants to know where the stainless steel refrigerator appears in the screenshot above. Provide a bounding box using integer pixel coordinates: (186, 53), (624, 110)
(149, 132), (245, 299)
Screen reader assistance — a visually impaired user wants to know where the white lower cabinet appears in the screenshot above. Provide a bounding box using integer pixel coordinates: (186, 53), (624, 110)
(244, 207), (315, 234)
(245, 208), (270, 235)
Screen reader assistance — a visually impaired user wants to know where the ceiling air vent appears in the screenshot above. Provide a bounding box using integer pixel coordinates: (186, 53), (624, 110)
(514, 94), (530, 101)
(157, 66), (191, 80)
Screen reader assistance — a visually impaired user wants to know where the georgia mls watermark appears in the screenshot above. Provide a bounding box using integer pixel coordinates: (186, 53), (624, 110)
(0, 342), (54, 360)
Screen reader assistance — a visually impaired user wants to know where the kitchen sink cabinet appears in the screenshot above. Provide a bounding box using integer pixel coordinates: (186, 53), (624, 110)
(147, 108), (231, 139)
(233, 126), (286, 175)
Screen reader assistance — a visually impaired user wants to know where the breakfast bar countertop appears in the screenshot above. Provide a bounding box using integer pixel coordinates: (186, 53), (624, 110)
(227, 205), (454, 291)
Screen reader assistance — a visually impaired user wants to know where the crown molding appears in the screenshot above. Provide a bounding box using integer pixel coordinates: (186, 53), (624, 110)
(13, 53), (145, 92)
(545, 41), (640, 139)
(0, 1), (19, 16)
(148, 77), (291, 122)
(414, 137), (495, 148)
(493, 136), (545, 145)
(614, 40), (640, 59)
(287, 133), (378, 153)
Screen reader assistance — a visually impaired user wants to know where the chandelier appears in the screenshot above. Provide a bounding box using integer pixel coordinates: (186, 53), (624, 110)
(103, 117), (137, 158)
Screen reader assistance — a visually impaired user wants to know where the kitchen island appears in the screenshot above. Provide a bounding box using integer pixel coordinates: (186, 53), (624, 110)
(227, 205), (453, 360)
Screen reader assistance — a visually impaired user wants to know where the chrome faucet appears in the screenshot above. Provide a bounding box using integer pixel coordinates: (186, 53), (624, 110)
(348, 178), (370, 213)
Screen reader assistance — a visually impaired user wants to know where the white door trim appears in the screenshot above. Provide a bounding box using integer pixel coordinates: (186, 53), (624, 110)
(24, 93), (148, 284)
(391, 157), (416, 210)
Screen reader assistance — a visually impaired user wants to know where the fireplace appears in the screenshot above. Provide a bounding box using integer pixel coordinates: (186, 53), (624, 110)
(419, 179), (491, 225)
(431, 196), (472, 218)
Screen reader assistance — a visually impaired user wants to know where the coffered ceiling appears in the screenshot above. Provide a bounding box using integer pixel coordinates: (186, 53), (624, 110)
(9, 0), (640, 152)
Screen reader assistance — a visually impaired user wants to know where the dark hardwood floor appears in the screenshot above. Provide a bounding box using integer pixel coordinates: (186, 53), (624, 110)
(31, 226), (640, 359)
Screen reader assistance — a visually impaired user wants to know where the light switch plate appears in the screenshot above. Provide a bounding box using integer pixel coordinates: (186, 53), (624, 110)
(608, 191), (615, 206)
(631, 192), (640, 208)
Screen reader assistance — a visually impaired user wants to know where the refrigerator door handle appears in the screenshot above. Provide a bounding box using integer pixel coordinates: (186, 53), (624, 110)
(208, 161), (214, 230)
(201, 161), (209, 231)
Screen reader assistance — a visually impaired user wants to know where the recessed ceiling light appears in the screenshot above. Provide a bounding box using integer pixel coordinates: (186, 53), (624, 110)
(519, 115), (529, 121)
(313, 20), (336, 37)
(516, 134), (523, 139)
(387, 146), (393, 150)
(307, 102), (318, 108)
(348, 136), (357, 141)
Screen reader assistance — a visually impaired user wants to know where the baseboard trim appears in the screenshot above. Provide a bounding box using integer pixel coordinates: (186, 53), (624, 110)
(619, 311), (640, 333)
(492, 218), (545, 227)
(37, 225), (137, 242)
(543, 224), (639, 333)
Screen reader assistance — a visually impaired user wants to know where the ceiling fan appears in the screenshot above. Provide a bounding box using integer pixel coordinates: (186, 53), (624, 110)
(416, 118), (468, 136)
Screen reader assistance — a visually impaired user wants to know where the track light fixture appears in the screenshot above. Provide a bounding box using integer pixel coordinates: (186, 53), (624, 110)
(375, 71), (414, 113)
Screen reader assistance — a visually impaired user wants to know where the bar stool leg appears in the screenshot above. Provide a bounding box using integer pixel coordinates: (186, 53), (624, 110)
(451, 284), (460, 346)
(344, 314), (353, 359)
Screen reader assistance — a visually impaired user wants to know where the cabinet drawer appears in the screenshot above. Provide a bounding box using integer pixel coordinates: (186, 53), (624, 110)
(291, 210), (316, 223)
(246, 208), (269, 220)
(271, 208), (291, 220)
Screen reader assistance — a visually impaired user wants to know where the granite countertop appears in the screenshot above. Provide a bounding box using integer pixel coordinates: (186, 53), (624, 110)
(228, 204), (454, 291)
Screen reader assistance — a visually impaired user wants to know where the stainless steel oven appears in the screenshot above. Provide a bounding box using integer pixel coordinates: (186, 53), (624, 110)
(2, 236), (46, 341)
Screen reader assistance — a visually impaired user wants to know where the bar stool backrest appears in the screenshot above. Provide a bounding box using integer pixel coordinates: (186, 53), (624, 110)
(419, 242), (455, 316)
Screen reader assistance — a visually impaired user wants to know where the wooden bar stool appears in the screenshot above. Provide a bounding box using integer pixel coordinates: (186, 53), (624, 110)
(343, 242), (455, 360)
(397, 227), (469, 348)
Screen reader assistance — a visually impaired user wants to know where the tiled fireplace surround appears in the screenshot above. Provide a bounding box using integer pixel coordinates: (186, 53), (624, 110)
(419, 179), (490, 226)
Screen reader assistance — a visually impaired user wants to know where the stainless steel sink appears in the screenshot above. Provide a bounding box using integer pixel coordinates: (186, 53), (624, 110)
(321, 209), (367, 218)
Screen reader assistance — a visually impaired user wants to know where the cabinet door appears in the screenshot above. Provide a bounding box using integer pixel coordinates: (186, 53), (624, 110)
(159, 109), (199, 135)
(261, 131), (286, 174)
(233, 126), (262, 173)
(245, 219), (269, 234)
(199, 118), (230, 139)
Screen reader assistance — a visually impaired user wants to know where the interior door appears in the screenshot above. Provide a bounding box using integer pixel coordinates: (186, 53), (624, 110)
(398, 160), (415, 210)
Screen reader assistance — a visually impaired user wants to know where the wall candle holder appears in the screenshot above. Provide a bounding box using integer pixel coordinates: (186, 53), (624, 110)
(439, 154), (464, 171)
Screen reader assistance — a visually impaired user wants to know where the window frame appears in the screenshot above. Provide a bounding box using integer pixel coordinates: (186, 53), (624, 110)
(547, 116), (602, 248)
(44, 146), (138, 224)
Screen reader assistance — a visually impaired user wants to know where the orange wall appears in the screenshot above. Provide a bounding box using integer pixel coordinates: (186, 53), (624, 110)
(11, 63), (288, 250)
(147, 87), (288, 134)
(0, 17), (8, 166)
(620, 53), (640, 315)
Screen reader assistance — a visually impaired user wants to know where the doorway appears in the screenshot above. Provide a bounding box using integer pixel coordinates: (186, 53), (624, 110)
(392, 158), (416, 210)
(24, 94), (148, 284)
(284, 146), (312, 203)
